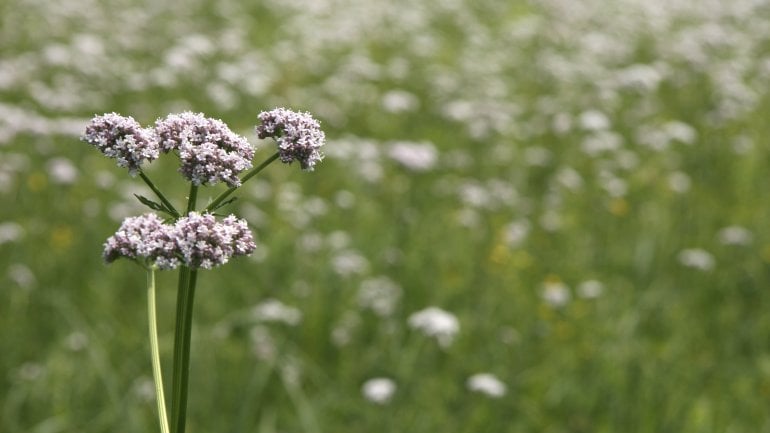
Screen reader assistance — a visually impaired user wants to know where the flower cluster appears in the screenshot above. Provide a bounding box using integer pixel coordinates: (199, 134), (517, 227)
(154, 112), (254, 187)
(103, 212), (256, 270)
(256, 108), (326, 171)
(103, 213), (180, 269)
(81, 113), (158, 175)
(173, 212), (256, 269)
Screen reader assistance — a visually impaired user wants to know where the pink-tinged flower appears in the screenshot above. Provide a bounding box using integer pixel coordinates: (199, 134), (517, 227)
(104, 212), (256, 270)
(103, 213), (179, 269)
(256, 108), (326, 171)
(173, 212), (256, 269)
(154, 112), (254, 187)
(82, 113), (158, 175)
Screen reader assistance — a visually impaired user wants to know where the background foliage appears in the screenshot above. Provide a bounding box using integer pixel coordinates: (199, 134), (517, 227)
(2, 0), (770, 432)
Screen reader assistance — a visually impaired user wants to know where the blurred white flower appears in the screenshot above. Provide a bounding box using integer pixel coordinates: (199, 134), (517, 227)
(331, 249), (370, 276)
(581, 131), (623, 155)
(717, 226), (753, 246)
(663, 121), (697, 145)
(579, 109), (610, 131)
(362, 377), (396, 404)
(577, 280), (604, 299)
(458, 181), (492, 209)
(0, 222), (24, 244)
(503, 219), (531, 248)
(467, 373), (507, 398)
(388, 141), (438, 171)
(249, 326), (276, 361)
(324, 231), (349, 251)
(601, 175), (628, 198)
(456, 207), (481, 228)
(358, 276), (402, 317)
(331, 310), (361, 347)
(47, 157), (78, 184)
(668, 171), (691, 194)
(334, 190), (356, 209)
(15, 362), (45, 382)
(94, 170), (115, 189)
(129, 376), (155, 402)
(616, 63), (663, 91)
(408, 306), (460, 348)
(678, 248), (715, 271)
(298, 231), (324, 252)
(251, 298), (302, 326)
(542, 280), (571, 307)
(65, 331), (89, 351)
(551, 112), (573, 134)
(555, 167), (584, 191)
(7, 263), (35, 289)
(539, 210), (562, 232)
(382, 89), (419, 113)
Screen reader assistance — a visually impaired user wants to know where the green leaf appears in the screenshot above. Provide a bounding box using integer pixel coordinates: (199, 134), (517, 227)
(135, 194), (175, 216)
(210, 196), (238, 213)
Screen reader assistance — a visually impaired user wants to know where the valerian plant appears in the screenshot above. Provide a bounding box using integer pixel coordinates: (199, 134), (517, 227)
(81, 109), (325, 433)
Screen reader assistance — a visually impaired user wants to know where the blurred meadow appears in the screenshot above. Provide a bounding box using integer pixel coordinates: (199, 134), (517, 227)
(2, 0), (770, 431)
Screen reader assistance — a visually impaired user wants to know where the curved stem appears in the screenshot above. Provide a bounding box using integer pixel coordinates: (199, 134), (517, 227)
(147, 267), (170, 433)
(204, 152), (279, 213)
(139, 172), (180, 217)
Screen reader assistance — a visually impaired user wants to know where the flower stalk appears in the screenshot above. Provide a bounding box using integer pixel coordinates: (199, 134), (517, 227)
(139, 172), (180, 217)
(147, 267), (170, 433)
(170, 265), (196, 433)
(171, 183), (198, 433)
(204, 152), (279, 213)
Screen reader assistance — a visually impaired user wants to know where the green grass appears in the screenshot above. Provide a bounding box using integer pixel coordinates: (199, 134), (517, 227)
(2, 0), (770, 432)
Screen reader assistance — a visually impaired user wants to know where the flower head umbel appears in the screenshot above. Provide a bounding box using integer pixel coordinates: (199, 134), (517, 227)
(154, 112), (254, 187)
(104, 212), (256, 270)
(173, 212), (256, 269)
(82, 113), (159, 175)
(103, 213), (179, 269)
(256, 108), (326, 171)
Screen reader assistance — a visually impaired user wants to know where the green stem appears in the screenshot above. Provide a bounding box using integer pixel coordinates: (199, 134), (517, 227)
(147, 267), (170, 433)
(170, 184), (199, 433)
(204, 152), (279, 213)
(186, 184), (199, 214)
(139, 172), (180, 217)
(170, 267), (197, 433)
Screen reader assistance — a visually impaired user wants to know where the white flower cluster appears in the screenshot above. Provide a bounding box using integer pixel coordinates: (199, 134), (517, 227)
(154, 112), (254, 187)
(81, 113), (158, 175)
(103, 212), (256, 270)
(83, 112), (254, 186)
(256, 108), (326, 171)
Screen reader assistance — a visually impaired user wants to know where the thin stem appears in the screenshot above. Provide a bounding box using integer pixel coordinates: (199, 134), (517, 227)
(147, 267), (170, 433)
(204, 152), (279, 213)
(139, 172), (180, 217)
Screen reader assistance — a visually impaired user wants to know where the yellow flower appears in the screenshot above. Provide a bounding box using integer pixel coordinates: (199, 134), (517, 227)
(50, 225), (74, 250)
(608, 198), (629, 216)
(26, 172), (47, 192)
